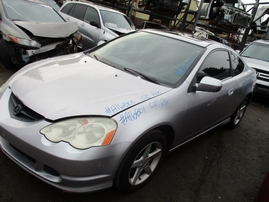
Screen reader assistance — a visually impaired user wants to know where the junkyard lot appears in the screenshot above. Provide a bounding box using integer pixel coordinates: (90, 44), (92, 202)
(0, 61), (269, 202)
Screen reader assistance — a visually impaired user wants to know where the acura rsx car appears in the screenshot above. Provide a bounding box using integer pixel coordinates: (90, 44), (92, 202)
(0, 30), (256, 193)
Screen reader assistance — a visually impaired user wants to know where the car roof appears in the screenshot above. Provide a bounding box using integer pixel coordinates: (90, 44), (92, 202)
(63, 0), (125, 14)
(141, 29), (230, 48)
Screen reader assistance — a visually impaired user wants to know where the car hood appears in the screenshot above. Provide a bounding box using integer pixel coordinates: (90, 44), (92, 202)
(242, 57), (269, 71)
(14, 21), (78, 38)
(108, 27), (135, 35)
(9, 53), (171, 120)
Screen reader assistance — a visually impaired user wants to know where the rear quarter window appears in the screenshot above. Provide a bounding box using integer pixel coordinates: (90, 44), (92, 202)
(230, 52), (244, 76)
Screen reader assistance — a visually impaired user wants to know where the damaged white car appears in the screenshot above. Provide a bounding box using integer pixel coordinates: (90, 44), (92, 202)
(0, 0), (82, 69)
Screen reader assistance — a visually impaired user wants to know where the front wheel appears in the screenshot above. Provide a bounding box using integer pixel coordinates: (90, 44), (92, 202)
(114, 129), (167, 193)
(228, 97), (249, 129)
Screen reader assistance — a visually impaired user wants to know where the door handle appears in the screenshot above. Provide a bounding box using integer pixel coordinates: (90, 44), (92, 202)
(207, 98), (217, 107)
(228, 88), (234, 96)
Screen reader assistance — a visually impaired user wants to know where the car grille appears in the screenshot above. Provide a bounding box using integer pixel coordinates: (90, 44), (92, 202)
(254, 68), (269, 82)
(9, 93), (44, 122)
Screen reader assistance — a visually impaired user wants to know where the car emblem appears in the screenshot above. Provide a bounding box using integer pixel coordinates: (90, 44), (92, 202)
(14, 104), (22, 116)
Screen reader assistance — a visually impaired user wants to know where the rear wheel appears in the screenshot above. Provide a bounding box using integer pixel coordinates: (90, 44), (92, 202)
(228, 97), (249, 129)
(114, 129), (167, 193)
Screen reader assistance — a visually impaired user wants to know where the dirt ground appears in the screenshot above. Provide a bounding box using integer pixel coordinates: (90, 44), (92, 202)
(0, 62), (269, 202)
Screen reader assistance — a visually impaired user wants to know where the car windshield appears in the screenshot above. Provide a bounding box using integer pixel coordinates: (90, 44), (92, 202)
(2, 0), (64, 22)
(100, 10), (135, 30)
(241, 42), (269, 62)
(89, 32), (203, 86)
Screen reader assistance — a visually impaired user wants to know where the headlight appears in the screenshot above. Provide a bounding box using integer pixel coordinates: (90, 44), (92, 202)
(9, 35), (41, 48)
(72, 32), (82, 45)
(40, 117), (117, 149)
(0, 82), (8, 94)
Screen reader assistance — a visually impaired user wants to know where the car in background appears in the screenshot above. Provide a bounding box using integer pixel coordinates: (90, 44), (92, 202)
(199, 0), (252, 31)
(0, 30), (256, 193)
(240, 40), (269, 94)
(59, 1), (136, 50)
(0, 0), (81, 69)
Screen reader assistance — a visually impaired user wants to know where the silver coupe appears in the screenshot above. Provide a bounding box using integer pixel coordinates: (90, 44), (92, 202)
(0, 30), (256, 193)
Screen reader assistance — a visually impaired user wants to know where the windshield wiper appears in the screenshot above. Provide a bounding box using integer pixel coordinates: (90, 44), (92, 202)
(93, 54), (99, 61)
(123, 67), (160, 84)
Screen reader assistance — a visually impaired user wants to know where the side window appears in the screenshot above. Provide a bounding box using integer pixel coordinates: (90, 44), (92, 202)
(60, 3), (73, 14)
(230, 52), (244, 76)
(84, 6), (100, 25)
(72, 4), (87, 20)
(197, 50), (231, 82)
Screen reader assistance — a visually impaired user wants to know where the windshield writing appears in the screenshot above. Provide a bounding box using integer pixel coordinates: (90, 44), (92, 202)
(90, 32), (203, 86)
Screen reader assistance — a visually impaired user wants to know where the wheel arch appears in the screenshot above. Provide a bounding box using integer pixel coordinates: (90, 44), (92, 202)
(112, 124), (175, 179)
(155, 125), (175, 153)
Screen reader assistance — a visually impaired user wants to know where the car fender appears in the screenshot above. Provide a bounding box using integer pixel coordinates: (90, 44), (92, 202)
(0, 18), (31, 42)
(98, 26), (118, 43)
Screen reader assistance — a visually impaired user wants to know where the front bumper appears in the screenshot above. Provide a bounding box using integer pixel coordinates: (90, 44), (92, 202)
(254, 80), (269, 94)
(9, 40), (77, 65)
(0, 90), (129, 193)
(0, 135), (128, 193)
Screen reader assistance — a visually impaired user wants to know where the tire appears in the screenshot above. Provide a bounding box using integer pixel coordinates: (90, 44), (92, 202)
(228, 97), (249, 129)
(0, 39), (16, 70)
(114, 129), (167, 193)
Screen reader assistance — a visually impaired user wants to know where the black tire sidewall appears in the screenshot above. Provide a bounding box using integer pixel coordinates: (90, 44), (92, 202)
(229, 98), (249, 129)
(114, 129), (167, 193)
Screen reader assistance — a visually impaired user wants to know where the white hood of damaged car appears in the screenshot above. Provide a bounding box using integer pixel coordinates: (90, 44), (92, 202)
(14, 21), (78, 38)
(9, 53), (171, 120)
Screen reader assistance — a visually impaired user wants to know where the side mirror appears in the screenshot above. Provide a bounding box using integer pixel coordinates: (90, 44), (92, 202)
(90, 21), (100, 29)
(196, 76), (222, 92)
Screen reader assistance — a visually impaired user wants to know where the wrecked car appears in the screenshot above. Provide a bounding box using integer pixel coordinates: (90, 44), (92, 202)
(59, 1), (136, 50)
(199, 0), (252, 31)
(0, 0), (82, 69)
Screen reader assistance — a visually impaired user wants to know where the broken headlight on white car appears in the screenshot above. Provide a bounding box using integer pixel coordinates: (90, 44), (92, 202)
(72, 32), (82, 45)
(8, 34), (41, 48)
